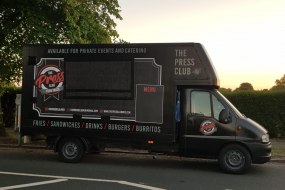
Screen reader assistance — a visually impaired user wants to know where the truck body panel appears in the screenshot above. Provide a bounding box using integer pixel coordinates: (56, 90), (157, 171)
(21, 43), (218, 146)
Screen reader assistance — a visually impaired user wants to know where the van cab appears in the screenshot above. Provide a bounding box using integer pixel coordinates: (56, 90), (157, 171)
(179, 88), (271, 173)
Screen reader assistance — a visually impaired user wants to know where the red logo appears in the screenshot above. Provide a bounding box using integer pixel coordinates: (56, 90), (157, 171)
(35, 65), (64, 100)
(143, 86), (157, 93)
(200, 120), (217, 135)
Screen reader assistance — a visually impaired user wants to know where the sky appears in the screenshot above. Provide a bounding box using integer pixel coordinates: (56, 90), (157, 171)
(116, 0), (285, 90)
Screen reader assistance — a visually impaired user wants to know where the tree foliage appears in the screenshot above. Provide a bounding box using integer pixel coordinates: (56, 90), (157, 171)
(270, 74), (285, 91)
(0, 0), (122, 84)
(270, 85), (285, 92)
(235, 82), (254, 91)
(275, 74), (285, 86)
(219, 88), (232, 94)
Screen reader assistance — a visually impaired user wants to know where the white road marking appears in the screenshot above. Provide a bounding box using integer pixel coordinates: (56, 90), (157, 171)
(0, 171), (165, 190)
(0, 179), (68, 190)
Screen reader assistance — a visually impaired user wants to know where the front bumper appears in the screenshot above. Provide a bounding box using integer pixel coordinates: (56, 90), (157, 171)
(246, 141), (272, 164)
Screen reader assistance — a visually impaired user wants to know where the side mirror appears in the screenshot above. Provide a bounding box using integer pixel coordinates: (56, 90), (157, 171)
(219, 109), (231, 124)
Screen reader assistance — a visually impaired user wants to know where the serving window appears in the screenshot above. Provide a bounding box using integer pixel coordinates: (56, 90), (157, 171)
(65, 61), (133, 99)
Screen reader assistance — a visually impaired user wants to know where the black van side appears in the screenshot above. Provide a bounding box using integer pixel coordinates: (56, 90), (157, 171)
(21, 43), (271, 174)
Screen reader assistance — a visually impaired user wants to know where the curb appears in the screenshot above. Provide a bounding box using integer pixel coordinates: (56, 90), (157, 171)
(270, 157), (285, 163)
(0, 144), (47, 150)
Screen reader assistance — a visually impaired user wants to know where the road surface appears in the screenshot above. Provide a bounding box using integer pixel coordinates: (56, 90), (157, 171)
(0, 147), (284, 190)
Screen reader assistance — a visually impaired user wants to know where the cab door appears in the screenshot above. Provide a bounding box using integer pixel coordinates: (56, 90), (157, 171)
(183, 90), (236, 157)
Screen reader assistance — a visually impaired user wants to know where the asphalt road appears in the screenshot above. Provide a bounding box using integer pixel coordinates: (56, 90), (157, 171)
(0, 147), (284, 190)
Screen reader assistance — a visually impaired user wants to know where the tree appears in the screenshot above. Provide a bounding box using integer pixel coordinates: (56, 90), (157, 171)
(275, 74), (285, 86)
(0, 0), (122, 135)
(271, 74), (285, 91)
(0, 0), (122, 84)
(219, 88), (232, 94)
(235, 82), (254, 91)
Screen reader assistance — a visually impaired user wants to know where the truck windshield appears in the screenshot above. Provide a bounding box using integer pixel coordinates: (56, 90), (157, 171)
(215, 90), (244, 118)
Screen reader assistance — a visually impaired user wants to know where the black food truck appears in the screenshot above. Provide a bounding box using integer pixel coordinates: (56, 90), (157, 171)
(21, 43), (271, 174)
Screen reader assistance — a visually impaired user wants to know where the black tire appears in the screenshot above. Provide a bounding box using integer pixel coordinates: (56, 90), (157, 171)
(219, 144), (251, 174)
(58, 137), (84, 163)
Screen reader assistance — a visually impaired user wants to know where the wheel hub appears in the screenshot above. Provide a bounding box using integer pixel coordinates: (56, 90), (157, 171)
(226, 150), (244, 167)
(64, 143), (78, 158)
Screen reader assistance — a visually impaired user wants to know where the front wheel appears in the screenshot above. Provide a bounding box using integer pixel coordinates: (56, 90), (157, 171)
(219, 144), (251, 174)
(58, 137), (84, 163)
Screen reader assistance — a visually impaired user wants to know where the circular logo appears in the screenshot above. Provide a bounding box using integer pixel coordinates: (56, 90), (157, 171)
(35, 65), (64, 96)
(200, 120), (217, 135)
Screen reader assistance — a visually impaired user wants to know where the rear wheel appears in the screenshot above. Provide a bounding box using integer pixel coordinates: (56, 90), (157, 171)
(58, 137), (84, 163)
(219, 144), (251, 174)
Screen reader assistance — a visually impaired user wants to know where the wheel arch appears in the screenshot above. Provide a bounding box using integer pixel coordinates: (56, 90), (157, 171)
(54, 136), (91, 153)
(218, 141), (253, 160)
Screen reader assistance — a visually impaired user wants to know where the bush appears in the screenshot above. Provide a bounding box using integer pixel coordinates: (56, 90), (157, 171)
(0, 87), (22, 128)
(223, 91), (285, 138)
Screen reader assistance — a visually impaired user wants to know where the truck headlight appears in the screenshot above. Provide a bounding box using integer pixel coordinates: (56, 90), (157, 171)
(261, 134), (270, 143)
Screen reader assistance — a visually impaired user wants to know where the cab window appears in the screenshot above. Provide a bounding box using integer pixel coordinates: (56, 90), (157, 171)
(212, 94), (225, 120)
(191, 91), (211, 117)
(191, 91), (226, 121)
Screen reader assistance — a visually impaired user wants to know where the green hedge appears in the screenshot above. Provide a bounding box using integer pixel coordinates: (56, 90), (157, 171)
(223, 91), (285, 138)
